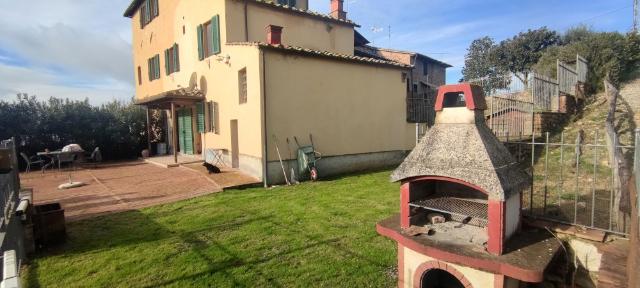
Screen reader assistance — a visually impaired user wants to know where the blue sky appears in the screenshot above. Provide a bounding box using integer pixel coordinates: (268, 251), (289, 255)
(0, 0), (635, 104)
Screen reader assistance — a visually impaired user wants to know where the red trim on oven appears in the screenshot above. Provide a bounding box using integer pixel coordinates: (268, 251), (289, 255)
(376, 223), (546, 283)
(401, 182), (411, 228)
(412, 260), (473, 288)
(488, 200), (505, 255)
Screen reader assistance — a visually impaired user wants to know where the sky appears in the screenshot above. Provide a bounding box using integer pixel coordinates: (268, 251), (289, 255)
(0, 0), (635, 105)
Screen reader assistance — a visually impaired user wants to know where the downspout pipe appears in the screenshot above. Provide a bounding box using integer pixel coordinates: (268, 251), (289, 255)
(261, 50), (268, 187)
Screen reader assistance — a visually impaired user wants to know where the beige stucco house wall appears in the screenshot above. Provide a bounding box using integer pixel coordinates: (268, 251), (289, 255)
(126, 0), (416, 185)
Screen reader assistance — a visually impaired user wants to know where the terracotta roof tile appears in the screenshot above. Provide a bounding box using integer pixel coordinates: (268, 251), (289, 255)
(228, 42), (411, 69)
(236, 0), (359, 27)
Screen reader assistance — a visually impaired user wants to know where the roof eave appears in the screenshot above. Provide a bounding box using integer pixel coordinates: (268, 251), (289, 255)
(123, 0), (143, 17)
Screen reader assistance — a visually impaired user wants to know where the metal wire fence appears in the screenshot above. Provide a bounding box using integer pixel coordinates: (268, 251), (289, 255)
(505, 130), (636, 235)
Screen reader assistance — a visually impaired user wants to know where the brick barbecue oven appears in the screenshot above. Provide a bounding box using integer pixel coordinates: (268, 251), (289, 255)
(377, 84), (560, 288)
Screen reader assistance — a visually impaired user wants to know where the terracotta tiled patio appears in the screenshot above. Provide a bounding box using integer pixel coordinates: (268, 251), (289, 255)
(20, 161), (259, 221)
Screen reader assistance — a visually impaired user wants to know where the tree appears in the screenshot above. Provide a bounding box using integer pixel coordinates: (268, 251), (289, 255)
(462, 37), (508, 94)
(493, 27), (560, 86)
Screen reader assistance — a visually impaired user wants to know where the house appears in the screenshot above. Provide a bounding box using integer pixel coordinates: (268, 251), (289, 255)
(123, 0), (447, 185)
(354, 35), (451, 124)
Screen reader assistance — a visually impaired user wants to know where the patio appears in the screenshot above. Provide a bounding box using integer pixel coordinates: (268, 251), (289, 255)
(20, 160), (259, 221)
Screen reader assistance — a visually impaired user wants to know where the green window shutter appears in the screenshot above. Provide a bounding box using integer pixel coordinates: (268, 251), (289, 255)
(144, 2), (151, 25)
(197, 25), (204, 60)
(164, 49), (170, 75)
(174, 44), (180, 72)
(196, 102), (205, 133)
(211, 15), (221, 55)
(152, 0), (159, 17)
(154, 55), (159, 79)
(147, 58), (152, 81)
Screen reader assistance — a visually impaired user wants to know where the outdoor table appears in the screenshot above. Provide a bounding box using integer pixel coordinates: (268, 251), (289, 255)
(37, 150), (84, 172)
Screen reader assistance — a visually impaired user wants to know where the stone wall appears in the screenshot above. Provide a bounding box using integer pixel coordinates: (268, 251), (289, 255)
(559, 93), (584, 115)
(534, 112), (568, 135)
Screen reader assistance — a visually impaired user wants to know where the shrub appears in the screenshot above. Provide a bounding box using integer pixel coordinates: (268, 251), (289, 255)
(0, 94), (147, 165)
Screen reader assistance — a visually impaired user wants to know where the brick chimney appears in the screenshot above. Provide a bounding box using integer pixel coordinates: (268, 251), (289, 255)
(266, 25), (283, 45)
(330, 0), (346, 20)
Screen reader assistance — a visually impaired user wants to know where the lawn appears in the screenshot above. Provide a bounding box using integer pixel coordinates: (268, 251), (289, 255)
(22, 170), (400, 287)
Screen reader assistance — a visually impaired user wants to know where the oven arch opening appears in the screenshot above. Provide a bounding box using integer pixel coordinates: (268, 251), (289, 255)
(420, 269), (465, 288)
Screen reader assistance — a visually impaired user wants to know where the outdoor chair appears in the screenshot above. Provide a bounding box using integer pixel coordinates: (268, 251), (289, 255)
(20, 152), (45, 173)
(82, 147), (102, 168)
(56, 152), (77, 172)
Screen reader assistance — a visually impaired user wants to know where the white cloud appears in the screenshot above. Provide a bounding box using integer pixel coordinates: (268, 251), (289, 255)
(0, 63), (133, 103)
(0, 0), (134, 104)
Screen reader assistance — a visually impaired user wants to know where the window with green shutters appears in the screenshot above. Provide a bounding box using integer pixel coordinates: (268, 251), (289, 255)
(164, 44), (180, 75)
(197, 15), (221, 60)
(196, 102), (205, 133)
(147, 54), (160, 81)
(139, 0), (159, 29)
(206, 101), (219, 134)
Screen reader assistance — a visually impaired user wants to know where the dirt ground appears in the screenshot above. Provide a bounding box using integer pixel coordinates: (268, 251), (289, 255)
(20, 161), (227, 221)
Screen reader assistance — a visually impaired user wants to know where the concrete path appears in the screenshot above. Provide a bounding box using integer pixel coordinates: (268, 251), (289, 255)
(21, 161), (223, 221)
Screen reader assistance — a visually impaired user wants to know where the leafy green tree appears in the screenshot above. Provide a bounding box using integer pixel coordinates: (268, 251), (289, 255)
(462, 37), (508, 94)
(493, 27), (560, 86)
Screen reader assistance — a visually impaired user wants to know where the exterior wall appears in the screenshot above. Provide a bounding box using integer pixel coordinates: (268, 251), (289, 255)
(131, 0), (265, 179)
(266, 150), (407, 183)
(401, 244), (498, 288)
(263, 50), (415, 164)
(375, 50), (447, 96)
(505, 195), (520, 240)
(225, 0), (354, 55)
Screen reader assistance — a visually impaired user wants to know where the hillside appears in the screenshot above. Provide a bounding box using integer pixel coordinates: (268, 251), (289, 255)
(522, 77), (639, 230)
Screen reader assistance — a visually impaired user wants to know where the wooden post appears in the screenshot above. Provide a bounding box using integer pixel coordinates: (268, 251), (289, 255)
(146, 107), (152, 156)
(171, 102), (178, 164)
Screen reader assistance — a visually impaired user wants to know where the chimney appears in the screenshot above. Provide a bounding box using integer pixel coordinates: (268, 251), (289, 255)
(266, 25), (283, 45)
(330, 0), (347, 20)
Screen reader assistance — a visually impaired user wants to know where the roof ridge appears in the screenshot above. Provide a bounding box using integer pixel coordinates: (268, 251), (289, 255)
(227, 42), (410, 69)
(234, 0), (359, 27)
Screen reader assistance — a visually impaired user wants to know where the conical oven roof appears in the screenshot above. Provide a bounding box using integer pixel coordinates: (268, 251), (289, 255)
(391, 84), (530, 201)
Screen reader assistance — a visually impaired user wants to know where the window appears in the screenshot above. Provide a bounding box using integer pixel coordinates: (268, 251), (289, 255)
(197, 15), (221, 60)
(196, 102), (205, 133)
(442, 92), (466, 108)
(164, 44), (180, 75)
(147, 54), (160, 81)
(206, 101), (219, 134)
(238, 68), (247, 104)
(277, 0), (296, 6)
(137, 66), (142, 85)
(139, 0), (159, 29)
(422, 62), (428, 76)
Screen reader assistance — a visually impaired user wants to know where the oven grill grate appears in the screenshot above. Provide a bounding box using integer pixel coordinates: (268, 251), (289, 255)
(409, 197), (488, 225)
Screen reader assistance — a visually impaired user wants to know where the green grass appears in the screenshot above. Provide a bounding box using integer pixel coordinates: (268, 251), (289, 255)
(23, 170), (400, 288)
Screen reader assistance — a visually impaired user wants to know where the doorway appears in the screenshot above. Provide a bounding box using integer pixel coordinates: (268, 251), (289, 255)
(230, 119), (239, 168)
(178, 108), (194, 155)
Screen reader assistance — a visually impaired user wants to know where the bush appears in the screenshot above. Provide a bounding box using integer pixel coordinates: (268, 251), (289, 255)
(534, 28), (636, 91)
(0, 94), (148, 166)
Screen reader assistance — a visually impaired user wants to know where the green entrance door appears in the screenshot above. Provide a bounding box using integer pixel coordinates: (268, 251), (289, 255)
(178, 108), (194, 155)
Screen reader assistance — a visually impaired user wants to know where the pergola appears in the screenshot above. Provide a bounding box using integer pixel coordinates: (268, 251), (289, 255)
(135, 87), (204, 164)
